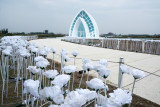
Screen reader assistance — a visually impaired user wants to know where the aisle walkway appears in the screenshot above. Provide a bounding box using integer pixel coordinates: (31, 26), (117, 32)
(31, 38), (160, 105)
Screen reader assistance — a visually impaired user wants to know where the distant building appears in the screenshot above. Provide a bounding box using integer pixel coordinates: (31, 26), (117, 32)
(101, 32), (116, 38)
(107, 32), (115, 36)
(44, 30), (48, 34)
(0, 28), (8, 34)
(30, 30), (49, 35)
(30, 32), (44, 34)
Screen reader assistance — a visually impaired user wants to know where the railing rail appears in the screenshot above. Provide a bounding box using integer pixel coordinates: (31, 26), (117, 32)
(63, 37), (160, 55)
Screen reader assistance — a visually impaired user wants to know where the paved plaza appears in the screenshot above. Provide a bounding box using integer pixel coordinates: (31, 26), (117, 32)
(31, 38), (160, 105)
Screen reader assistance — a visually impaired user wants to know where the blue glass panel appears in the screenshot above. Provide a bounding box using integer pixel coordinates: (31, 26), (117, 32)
(84, 18), (87, 22)
(78, 21), (86, 37)
(89, 20), (92, 23)
(85, 15), (88, 18)
(80, 11), (82, 15)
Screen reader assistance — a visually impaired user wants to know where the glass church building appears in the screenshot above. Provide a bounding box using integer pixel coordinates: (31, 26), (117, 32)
(69, 10), (99, 38)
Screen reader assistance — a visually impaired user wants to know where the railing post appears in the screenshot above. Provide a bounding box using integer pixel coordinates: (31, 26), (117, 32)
(118, 57), (124, 88)
(117, 39), (120, 50)
(101, 40), (103, 48)
(142, 40), (145, 53)
(127, 40), (128, 51)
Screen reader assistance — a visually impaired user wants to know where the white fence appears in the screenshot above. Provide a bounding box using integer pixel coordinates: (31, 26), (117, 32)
(20, 35), (38, 41)
(63, 37), (160, 55)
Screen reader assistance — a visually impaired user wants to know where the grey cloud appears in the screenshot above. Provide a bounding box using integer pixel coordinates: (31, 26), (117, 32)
(0, 0), (160, 34)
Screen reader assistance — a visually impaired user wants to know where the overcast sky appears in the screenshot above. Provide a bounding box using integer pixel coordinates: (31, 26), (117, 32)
(0, 0), (160, 34)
